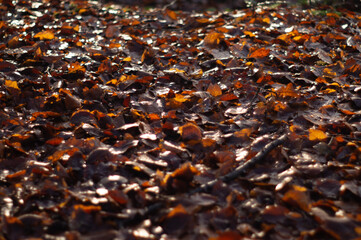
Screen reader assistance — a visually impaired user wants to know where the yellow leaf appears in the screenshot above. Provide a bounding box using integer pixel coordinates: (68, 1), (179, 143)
(293, 185), (307, 192)
(323, 68), (337, 78)
(106, 79), (118, 85)
(207, 83), (222, 97)
(5, 80), (19, 90)
(123, 57), (132, 62)
(34, 30), (55, 40)
(244, 31), (256, 37)
(78, 8), (88, 15)
(190, 69), (203, 79)
(277, 34), (289, 42)
(309, 129), (328, 141)
(168, 68), (185, 74)
(262, 17), (270, 24)
(173, 93), (189, 103)
(322, 88), (336, 94)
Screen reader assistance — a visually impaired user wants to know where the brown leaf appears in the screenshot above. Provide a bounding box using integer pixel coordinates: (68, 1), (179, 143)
(179, 123), (202, 143)
(282, 185), (310, 211)
(204, 32), (224, 48)
(162, 204), (192, 235)
(207, 83), (222, 97)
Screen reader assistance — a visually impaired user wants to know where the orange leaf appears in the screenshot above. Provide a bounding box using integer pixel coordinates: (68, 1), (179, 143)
(5, 80), (19, 90)
(257, 75), (272, 84)
(34, 30), (55, 40)
(219, 93), (238, 101)
(207, 83), (222, 97)
(249, 48), (270, 59)
(309, 129), (328, 141)
(204, 32), (224, 48)
(166, 9), (177, 20)
(277, 83), (299, 98)
(166, 204), (188, 218)
(173, 93), (189, 103)
(45, 137), (64, 146)
(234, 128), (252, 138)
(282, 185), (310, 212)
(123, 56), (132, 62)
(340, 109), (355, 115)
(323, 68), (337, 78)
(148, 113), (160, 121)
(73, 204), (101, 214)
(262, 17), (270, 24)
(68, 62), (85, 74)
(7, 35), (20, 48)
(244, 31), (256, 37)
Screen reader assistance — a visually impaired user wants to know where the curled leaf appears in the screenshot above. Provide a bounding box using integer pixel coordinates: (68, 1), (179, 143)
(179, 123), (202, 143)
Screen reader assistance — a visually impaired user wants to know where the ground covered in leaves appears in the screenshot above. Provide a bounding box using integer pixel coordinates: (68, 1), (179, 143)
(2, 0), (361, 239)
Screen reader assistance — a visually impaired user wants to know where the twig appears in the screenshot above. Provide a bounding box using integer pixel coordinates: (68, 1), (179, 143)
(162, 0), (178, 10)
(191, 133), (288, 194)
(244, 86), (262, 119)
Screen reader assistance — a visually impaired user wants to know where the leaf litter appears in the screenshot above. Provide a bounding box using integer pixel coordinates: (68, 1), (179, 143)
(1, 0), (361, 239)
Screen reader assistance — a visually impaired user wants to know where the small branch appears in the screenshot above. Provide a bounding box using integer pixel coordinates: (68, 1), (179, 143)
(191, 133), (288, 194)
(244, 86), (262, 119)
(162, 0), (178, 10)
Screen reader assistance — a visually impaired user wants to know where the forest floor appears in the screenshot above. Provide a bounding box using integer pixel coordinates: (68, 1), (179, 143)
(1, 0), (361, 239)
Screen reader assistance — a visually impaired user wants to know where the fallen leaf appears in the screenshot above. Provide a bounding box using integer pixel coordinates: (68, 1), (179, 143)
(34, 30), (55, 40)
(207, 83), (222, 97)
(249, 48), (270, 58)
(309, 129), (328, 141)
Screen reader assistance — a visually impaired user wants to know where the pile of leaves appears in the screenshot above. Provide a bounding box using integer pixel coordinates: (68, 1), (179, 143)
(2, 0), (361, 239)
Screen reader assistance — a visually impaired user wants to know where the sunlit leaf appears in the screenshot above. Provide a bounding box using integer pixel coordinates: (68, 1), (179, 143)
(309, 129), (328, 141)
(248, 48), (270, 59)
(68, 62), (86, 74)
(5, 80), (19, 90)
(244, 31), (256, 37)
(323, 68), (337, 78)
(34, 30), (55, 40)
(204, 32), (224, 48)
